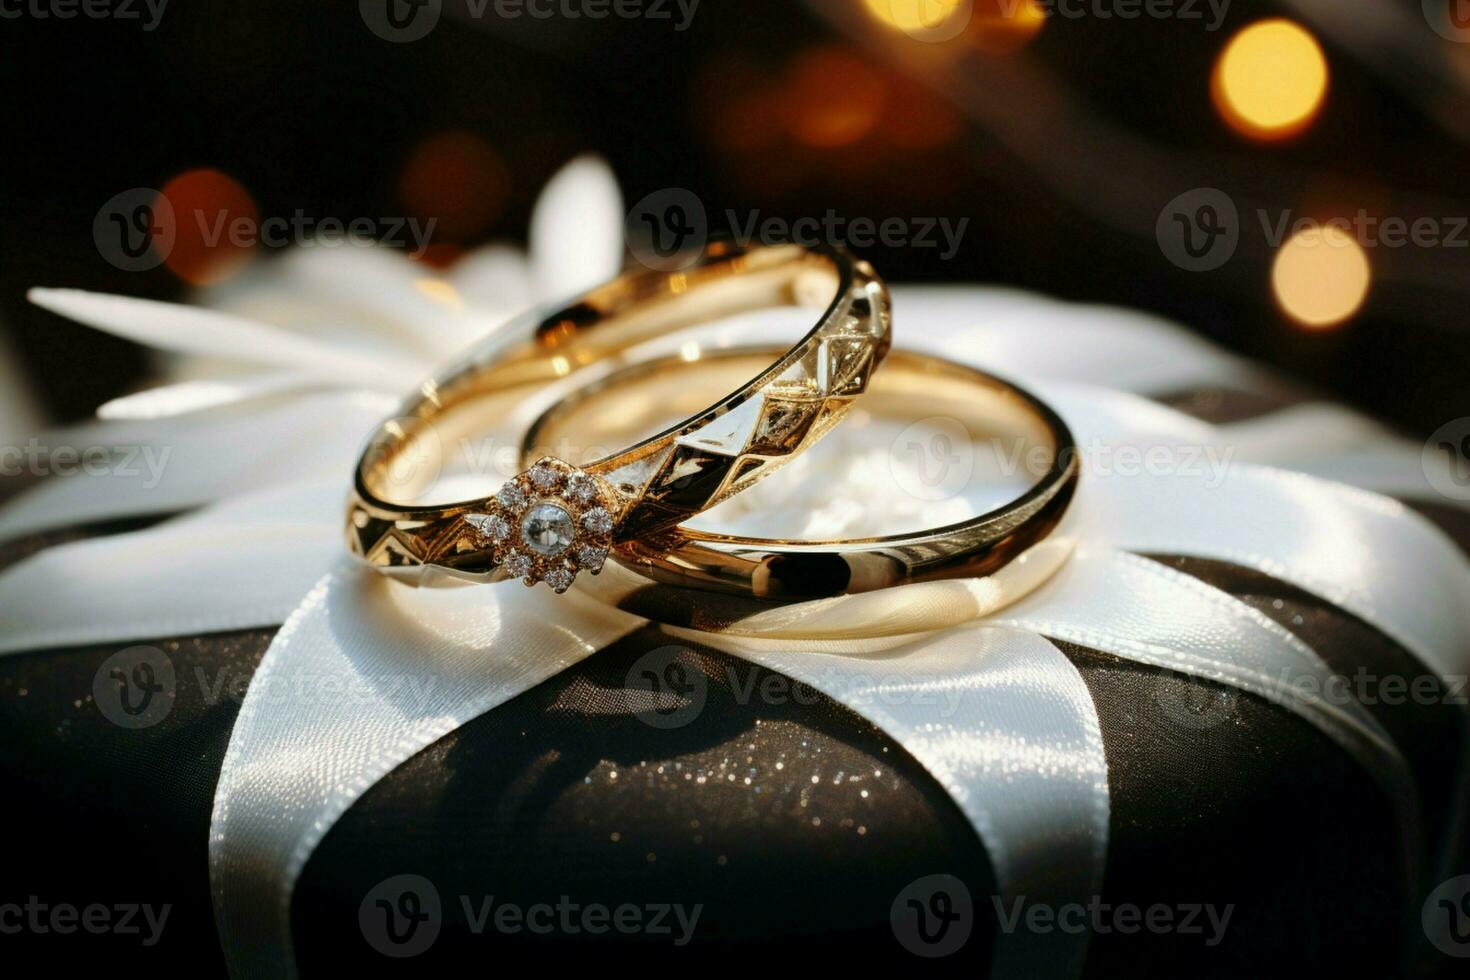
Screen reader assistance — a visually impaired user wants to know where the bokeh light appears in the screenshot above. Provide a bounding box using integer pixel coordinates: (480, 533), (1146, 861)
(398, 131), (509, 242)
(1212, 19), (1328, 141)
(158, 168), (258, 286)
(783, 46), (886, 148)
(863, 0), (970, 39)
(862, 0), (1044, 51)
(1271, 224), (1371, 328)
(971, 0), (1046, 54)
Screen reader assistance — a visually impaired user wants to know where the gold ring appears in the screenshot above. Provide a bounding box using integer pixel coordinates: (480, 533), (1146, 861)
(346, 242), (891, 593)
(519, 346), (1078, 629)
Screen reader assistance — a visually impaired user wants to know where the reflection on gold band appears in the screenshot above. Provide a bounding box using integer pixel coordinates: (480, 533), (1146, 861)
(346, 242), (891, 594)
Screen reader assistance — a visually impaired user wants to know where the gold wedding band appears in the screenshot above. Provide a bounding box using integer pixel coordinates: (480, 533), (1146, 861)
(346, 242), (891, 593)
(519, 346), (1078, 629)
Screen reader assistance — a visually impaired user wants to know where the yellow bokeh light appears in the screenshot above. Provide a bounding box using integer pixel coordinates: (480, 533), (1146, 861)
(1212, 19), (1328, 140)
(413, 278), (463, 310)
(864, 0), (968, 36)
(863, 0), (1044, 50)
(1271, 225), (1371, 328)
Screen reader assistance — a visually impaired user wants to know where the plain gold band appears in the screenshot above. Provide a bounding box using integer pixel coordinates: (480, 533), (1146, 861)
(519, 346), (1078, 624)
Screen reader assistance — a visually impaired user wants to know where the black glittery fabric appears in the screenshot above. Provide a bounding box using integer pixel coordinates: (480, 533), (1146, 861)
(0, 386), (1466, 976)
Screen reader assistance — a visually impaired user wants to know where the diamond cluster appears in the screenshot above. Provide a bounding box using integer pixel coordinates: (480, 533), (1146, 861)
(464, 457), (616, 593)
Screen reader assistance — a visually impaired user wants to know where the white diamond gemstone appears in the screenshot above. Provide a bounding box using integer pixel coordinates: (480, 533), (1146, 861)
(581, 507), (613, 535)
(544, 566), (575, 593)
(504, 552), (533, 578)
(497, 483), (528, 510)
(566, 472), (598, 505)
(467, 513), (510, 544)
(521, 503), (575, 557)
(575, 543), (607, 571)
(528, 463), (562, 492)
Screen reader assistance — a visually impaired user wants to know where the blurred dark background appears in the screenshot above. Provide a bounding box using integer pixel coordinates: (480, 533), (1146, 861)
(0, 0), (1466, 432)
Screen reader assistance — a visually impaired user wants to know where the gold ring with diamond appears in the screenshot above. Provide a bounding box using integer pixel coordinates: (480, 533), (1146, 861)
(518, 345), (1078, 631)
(346, 242), (890, 593)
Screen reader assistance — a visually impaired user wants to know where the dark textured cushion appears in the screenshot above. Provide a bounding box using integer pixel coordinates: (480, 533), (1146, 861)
(1, 387), (1465, 976)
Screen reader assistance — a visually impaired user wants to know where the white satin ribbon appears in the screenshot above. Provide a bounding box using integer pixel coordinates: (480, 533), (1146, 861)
(0, 479), (343, 654)
(679, 625), (1108, 979)
(210, 563), (645, 979)
(1082, 464), (1470, 684)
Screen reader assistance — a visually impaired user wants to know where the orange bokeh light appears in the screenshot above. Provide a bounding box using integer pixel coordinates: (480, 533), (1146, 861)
(863, 0), (1045, 52)
(783, 47), (886, 148)
(158, 168), (258, 286)
(398, 131), (509, 241)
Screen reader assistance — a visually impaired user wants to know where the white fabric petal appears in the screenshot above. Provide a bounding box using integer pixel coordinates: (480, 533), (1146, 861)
(28, 288), (421, 388)
(0, 479), (342, 654)
(97, 372), (325, 420)
(450, 243), (535, 319)
(529, 156), (625, 302)
(192, 250), (464, 365)
(0, 391), (391, 542)
(892, 287), (1267, 395)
